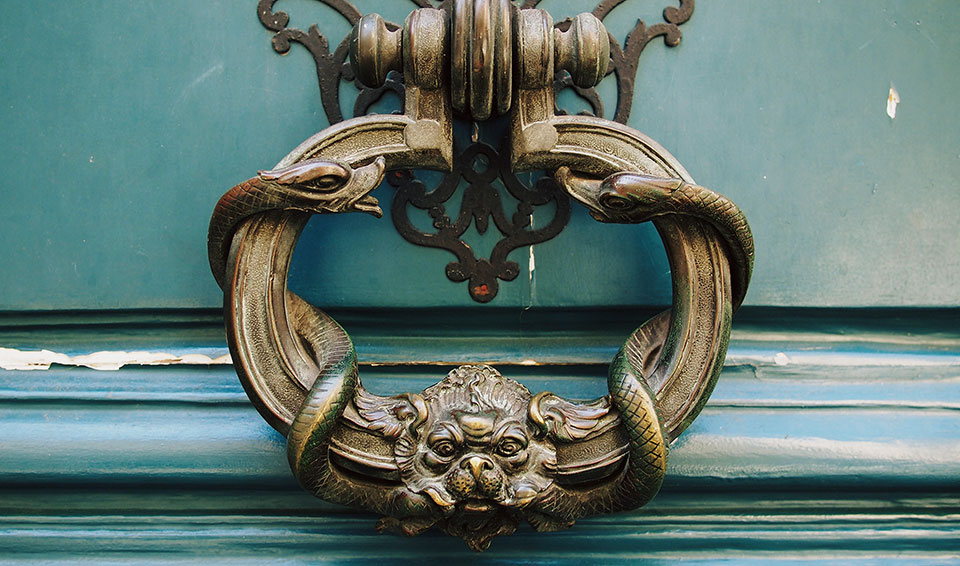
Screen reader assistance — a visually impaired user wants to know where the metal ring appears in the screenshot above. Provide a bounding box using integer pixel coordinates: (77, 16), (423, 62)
(216, 127), (736, 441)
(209, 4), (749, 549)
(210, 113), (746, 554)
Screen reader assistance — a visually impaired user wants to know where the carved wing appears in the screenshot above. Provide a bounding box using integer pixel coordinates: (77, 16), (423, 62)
(320, 387), (426, 482)
(529, 393), (630, 487)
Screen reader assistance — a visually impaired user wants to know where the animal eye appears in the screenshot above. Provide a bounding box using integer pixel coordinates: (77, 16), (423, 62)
(497, 439), (523, 457)
(598, 193), (635, 211)
(432, 440), (456, 458)
(309, 175), (343, 191)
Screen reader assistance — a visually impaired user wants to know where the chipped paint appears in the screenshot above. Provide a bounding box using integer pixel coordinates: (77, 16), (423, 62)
(527, 212), (537, 308)
(886, 84), (900, 119)
(0, 347), (231, 371)
(731, 328), (960, 349)
(727, 350), (960, 367)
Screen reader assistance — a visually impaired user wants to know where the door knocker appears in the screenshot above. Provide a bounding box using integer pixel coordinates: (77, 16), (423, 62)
(208, 0), (752, 552)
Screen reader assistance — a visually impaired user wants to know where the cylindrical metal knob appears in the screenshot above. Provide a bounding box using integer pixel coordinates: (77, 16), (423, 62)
(351, 2), (609, 115)
(554, 13), (610, 89)
(350, 13), (402, 88)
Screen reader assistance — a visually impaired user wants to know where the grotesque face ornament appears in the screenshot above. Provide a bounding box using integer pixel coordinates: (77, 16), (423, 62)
(294, 364), (662, 552)
(391, 366), (557, 550)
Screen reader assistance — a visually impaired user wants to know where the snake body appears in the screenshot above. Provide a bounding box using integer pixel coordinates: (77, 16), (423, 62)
(606, 347), (667, 507)
(595, 172), (754, 309)
(208, 157), (385, 288)
(208, 156), (394, 506)
(285, 296), (360, 495)
(553, 167), (755, 507)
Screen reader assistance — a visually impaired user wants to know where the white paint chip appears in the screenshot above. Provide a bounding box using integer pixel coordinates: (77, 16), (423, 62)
(727, 350), (960, 367)
(886, 84), (900, 119)
(0, 347), (232, 371)
(773, 352), (791, 366)
(527, 212), (537, 308)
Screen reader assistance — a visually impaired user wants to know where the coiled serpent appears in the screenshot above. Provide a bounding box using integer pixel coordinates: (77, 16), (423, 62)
(207, 156), (385, 498)
(207, 157), (384, 288)
(556, 167), (755, 505)
(208, 160), (751, 516)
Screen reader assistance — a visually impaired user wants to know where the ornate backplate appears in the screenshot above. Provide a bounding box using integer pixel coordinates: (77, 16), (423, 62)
(256, 0), (694, 302)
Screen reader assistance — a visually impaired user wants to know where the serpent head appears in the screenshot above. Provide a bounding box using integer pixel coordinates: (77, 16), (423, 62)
(556, 167), (682, 223)
(259, 156), (386, 217)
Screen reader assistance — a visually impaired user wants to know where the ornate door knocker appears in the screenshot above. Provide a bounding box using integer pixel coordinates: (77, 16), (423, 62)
(208, 0), (752, 552)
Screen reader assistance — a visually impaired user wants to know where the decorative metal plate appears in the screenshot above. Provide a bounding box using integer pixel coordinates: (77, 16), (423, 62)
(256, 0), (694, 301)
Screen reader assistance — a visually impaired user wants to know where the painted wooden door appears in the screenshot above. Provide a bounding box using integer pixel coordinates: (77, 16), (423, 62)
(1, 1), (958, 563)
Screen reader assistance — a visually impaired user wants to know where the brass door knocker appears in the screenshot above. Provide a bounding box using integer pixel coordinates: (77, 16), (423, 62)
(208, 0), (752, 552)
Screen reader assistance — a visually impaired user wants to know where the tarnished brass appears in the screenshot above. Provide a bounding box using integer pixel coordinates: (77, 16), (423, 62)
(209, 0), (752, 551)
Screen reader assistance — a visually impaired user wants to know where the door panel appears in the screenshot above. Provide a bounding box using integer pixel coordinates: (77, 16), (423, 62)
(1, 1), (958, 309)
(1, 1), (958, 563)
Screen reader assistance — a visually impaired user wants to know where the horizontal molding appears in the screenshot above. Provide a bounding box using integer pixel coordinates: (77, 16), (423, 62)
(2, 363), (959, 408)
(0, 307), (957, 491)
(1, 307), (958, 366)
(1, 396), (958, 490)
(0, 307), (957, 560)
(0, 489), (957, 562)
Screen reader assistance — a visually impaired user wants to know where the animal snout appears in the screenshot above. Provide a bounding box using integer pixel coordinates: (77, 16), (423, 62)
(446, 455), (504, 501)
(461, 456), (494, 479)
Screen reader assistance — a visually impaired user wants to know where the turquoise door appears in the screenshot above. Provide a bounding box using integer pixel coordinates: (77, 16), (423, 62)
(1, 1), (958, 562)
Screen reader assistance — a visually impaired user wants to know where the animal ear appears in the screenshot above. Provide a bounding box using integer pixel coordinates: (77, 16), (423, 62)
(343, 386), (428, 439)
(529, 392), (620, 442)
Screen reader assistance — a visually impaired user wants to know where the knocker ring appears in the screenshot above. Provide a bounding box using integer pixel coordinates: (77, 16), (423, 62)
(208, 0), (753, 552)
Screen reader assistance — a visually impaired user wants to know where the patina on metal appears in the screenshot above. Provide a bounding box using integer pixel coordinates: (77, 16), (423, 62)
(210, 0), (753, 551)
(257, 0), (694, 302)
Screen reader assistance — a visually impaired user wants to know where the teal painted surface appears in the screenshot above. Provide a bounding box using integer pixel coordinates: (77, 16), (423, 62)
(0, 489), (956, 564)
(1, 1), (959, 310)
(1, 0), (958, 560)
(1, 308), (958, 490)
(0, 310), (958, 562)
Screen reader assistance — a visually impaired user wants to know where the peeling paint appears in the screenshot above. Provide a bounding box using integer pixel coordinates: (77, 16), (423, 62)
(0, 347), (231, 371)
(732, 328), (960, 349)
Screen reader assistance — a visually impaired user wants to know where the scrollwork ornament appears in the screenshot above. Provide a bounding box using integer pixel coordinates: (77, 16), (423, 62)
(388, 142), (570, 303)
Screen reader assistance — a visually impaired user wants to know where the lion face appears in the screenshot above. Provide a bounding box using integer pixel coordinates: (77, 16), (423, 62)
(395, 366), (556, 513)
